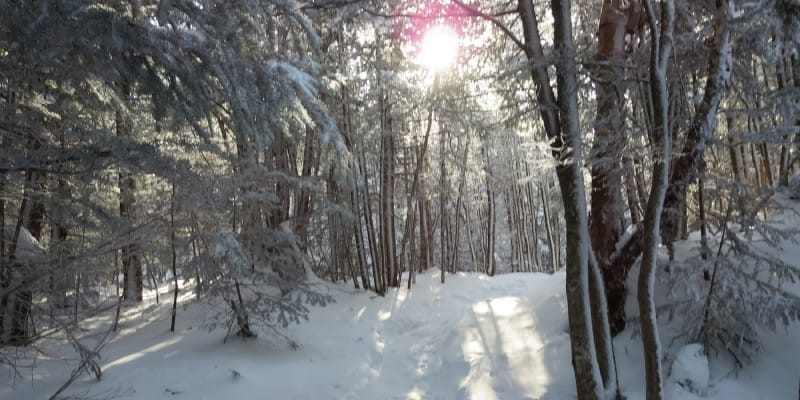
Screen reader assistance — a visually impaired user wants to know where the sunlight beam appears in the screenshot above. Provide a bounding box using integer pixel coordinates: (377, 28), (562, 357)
(416, 25), (459, 72)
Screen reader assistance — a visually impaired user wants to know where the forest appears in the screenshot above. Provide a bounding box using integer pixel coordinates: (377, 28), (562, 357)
(1, 1), (800, 399)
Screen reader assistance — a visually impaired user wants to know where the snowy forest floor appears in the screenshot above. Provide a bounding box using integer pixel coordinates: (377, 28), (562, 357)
(3, 201), (800, 400)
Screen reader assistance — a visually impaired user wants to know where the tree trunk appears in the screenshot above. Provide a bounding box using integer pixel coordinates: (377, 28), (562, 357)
(589, 252), (617, 396)
(420, 194), (433, 272)
(358, 143), (382, 293)
(551, 0), (607, 397)
(524, 170), (542, 271)
(379, 90), (397, 288)
(49, 131), (71, 312)
(352, 187), (371, 290)
(727, 115), (744, 183)
(170, 182), (179, 332)
(482, 136), (495, 276)
(777, 47), (791, 186)
(400, 109), (433, 287)
(639, 1), (675, 398)
(793, 54), (800, 178)
(1, 167), (41, 345)
(294, 125), (317, 247)
(439, 122), (448, 282)
(540, 183), (558, 273)
(50, 179), (70, 311)
(119, 170), (143, 303)
(339, 80), (370, 290)
(462, 201), (479, 272)
(450, 136), (469, 274)
(624, 158), (642, 225)
(660, 0), (731, 252)
(591, 0), (629, 335)
(758, 142), (774, 187)
(117, 81), (143, 303)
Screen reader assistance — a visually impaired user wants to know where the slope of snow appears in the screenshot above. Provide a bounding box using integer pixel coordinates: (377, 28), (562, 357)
(1, 272), (578, 400)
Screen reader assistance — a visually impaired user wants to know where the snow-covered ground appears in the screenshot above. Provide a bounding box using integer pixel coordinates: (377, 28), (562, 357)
(2, 198), (799, 400)
(2, 267), (797, 400)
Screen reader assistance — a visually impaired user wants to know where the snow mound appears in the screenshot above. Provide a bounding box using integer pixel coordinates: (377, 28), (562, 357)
(2, 225), (45, 261)
(670, 343), (710, 394)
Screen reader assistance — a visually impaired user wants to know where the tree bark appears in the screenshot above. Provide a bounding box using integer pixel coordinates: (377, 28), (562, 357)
(592, 0), (634, 336)
(119, 170), (143, 302)
(400, 109), (433, 287)
(294, 125), (317, 247)
(660, 0), (731, 251)
(117, 81), (143, 303)
(439, 121), (448, 282)
(357, 140), (383, 293)
(550, 1), (607, 397)
(540, 184), (558, 272)
(481, 136), (495, 276)
(378, 59), (397, 288)
(50, 176), (70, 311)
(170, 182), (179, 332)
(639, 1), (675, 398)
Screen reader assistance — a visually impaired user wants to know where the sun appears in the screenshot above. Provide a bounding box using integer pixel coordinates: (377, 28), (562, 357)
(416, 25), (459, 72)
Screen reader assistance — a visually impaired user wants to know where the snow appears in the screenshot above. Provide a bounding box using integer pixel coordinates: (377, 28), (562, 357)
(2, 272), (578, 400)
(2, 225), (45, 262)
(3, 198), (800, 400)
(669, 343), (710, 394)
(789, 173), (800, 199)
